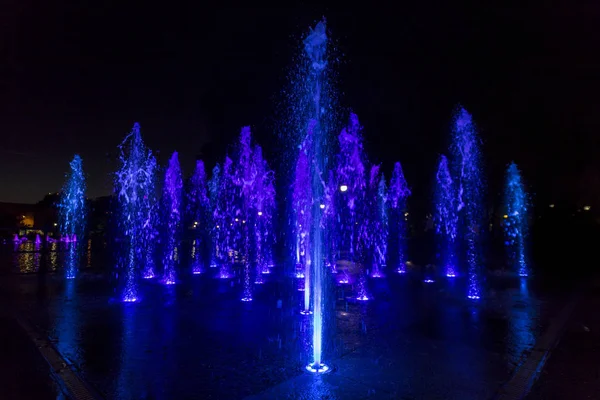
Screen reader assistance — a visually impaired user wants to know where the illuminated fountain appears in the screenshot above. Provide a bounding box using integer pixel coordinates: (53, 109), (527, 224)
(115, 123), (158, 302)
(450, 107), (485, 299)
(389, 162), (411, 273)
(251, 145), (276, 282)
(235, 127), (255, 300)
(366, 166), (388, 278)
(303, 20), (331, 373)
(215, 157), (237, 280)
(335, 114), (368, 301)
(434, 155), (458, 278)
(58, 154), (87, 279)
(225, 127), (276, 299)
(208, 164), (221, 269)
(162, 152), (183, 285)
(293, 121), (314, 313)
(503, 162), (529, 277)
(187, 160), (210, 275)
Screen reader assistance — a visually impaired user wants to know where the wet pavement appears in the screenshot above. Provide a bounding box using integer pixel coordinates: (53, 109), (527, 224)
(526, 281), (600, 400)
(0, 242), (577, 399)
(0, 315), (64, 399)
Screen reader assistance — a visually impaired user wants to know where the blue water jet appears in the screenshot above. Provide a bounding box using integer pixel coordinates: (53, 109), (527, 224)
(59, 155), (87, 279)
(304, 19), (329, 372)
(503, 162), (529, 277)
(450, 107), (485, 299)
(162, 152), (183, 285)
(208, 163), (221, 269)
(389, 162), (411, 273)
(115, 123), (158, 302)
(434, 155), (458, 277)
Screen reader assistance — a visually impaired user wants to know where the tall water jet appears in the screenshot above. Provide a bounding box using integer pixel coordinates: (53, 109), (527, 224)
(450, 107), (485, 299)
(293, 122), (314, 312)
(162, 152), (183, 285)
(389, 162), (411, 273)
(304, 20), (330, 373)
(187, 160), (210, 274)
(59, 155), (87, 279)
(503, 162), (529, 277)
(115, 123), (158, 302)
(434, 155), (458, 277)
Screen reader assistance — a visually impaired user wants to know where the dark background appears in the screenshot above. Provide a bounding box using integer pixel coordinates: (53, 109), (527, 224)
(1, 1), (599, 209)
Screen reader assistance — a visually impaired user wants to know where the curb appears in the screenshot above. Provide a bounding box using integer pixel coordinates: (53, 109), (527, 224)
(15, 316), (103, 400)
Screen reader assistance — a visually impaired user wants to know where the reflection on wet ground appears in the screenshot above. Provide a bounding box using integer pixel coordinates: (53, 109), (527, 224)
(0, 243), (566, 400)
(3, 240), (99, 275)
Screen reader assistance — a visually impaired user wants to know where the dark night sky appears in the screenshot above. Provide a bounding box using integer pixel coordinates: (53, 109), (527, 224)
(1, 1), (599, 207)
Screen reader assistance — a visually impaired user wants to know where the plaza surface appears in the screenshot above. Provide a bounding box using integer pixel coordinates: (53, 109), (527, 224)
(0, 241), (576, 400)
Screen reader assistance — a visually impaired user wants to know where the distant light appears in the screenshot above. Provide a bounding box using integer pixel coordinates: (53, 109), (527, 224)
(549, 204), (555, 208)
(320, 204), (325, 209)
(194, 221), (198, 225)
(404, 212), (409, 217)
(257, 211), (263, 216)
(584, 205), (591, 211)
(503, 214), (508, 219)
(340, 185), (348, 192)
(235, 218), (239, 222)
(356, 295), (370, 301)
(216, 225), (220, 228)
(53, 223), (58, 226)
(423, 279), (435, 283)
(242, 220), (246, 224)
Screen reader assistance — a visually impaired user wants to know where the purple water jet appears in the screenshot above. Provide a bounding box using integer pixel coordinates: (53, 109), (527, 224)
(434, 155), (458, 278)
(450, 107), (485, 299)
(115, 123), (158, 301)
(335, 113), (368, 300)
